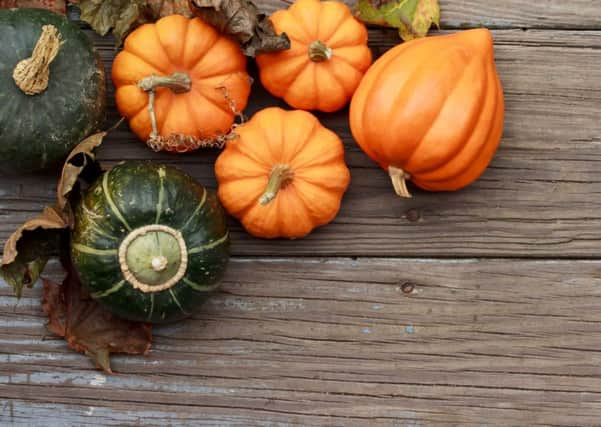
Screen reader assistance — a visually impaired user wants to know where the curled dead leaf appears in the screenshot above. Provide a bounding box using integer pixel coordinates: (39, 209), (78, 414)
(1, 206), (66, 298)
(189, 0), (290, 56)
(57, 131), (106, 223)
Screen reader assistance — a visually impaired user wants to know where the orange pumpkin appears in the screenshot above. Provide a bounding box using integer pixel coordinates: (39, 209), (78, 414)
(350, 29), (505, 197)
(256, 0), (372, 112)
(215, 107), (350, 239)
(112, 15), (251, 153)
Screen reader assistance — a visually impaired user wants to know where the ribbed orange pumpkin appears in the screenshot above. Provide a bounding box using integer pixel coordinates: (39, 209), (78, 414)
(350, 29), (504, 197)
(215, 107), (350, 239)
(112, 15), (251, 153)
(256, 0), (372, 112)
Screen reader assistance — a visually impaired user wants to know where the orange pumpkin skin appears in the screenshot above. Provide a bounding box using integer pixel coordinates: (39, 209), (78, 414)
(112, 15), (251, 152)
(215, 107), (351, 239)
(256, 0), (372, 113)
(349, 29), (504, 196)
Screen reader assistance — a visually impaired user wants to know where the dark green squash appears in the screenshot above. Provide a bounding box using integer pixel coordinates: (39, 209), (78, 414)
(0, 8), (106, 174)
(71, 161), (230, 323)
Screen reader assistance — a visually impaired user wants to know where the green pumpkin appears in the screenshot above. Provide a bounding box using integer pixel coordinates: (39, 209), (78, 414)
(0, 8), (106, 174)
(71, 161), (230, 323)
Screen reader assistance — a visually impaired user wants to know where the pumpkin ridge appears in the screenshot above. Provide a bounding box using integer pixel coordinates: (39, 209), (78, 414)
(413, 60), (499, 184)
(276, 57), (312, 99)
(91, 280), (126, 299)
(366, 46), (435, 165)
(291, 180), (339, 224)
(155, 16), (188, 67)
(169, 288), (188, 315)
(183, 277), (220, 292)
(154, 167), (166, 223)
(413, 85), (503, 190)
(180, 189), (207, 231)
(286, 118), (320, 165)
(320, 5), (350, 44)
(229, 130), (272, 168)
(384, 42), (472, 165)
(356, 41), (421, 159)
(192, 84), (233, 117)
(118, 84), (149, 119)
(102, 170), (132, 231)
(324, 15), (359, 48)
(126, 26), (171, 74)
(404, 55), (479, 173)
(147, 294), (155, 321)
(289, 2), (317, 42)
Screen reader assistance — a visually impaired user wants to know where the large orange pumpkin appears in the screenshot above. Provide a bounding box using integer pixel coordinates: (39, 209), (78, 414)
(215, 107), (350, 239)
(256, 0), (372, 112)
(350, 29), (504, 197)
(112, 15), (251, 153)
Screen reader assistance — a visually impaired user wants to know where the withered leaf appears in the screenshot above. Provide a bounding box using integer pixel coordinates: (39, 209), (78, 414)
(142, 0), (193, 19)
(1, 131), (107, 298)
(42, 266), (152, 373)
(72, 0), (194, 46)
(0, 0), (66, 14)
(355, 0), (440, 41)
(73, 0), (144, 45)
(1, 206), (66, 298)
(57, 131), (106, 223)
(190, 0), (290, 56)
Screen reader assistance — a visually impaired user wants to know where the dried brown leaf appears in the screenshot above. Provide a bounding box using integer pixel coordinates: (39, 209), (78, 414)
(1, 206), (66, 298)
(190, 0), (290, 56)
(57, 131), (106, 222)
(42, 266), (152, 373)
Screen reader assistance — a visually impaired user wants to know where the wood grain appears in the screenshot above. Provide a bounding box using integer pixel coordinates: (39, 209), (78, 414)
(2, 30), (600, 257)
(257, 0), (601, 29)
(3, 258), (601, 425)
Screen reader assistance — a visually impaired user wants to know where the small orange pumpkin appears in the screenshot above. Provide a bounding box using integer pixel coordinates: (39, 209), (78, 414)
(112, 15), (251, 153)
(350, 29), (505, 197)
(256, 0), (372, 112)
(215, 107), (350, 239)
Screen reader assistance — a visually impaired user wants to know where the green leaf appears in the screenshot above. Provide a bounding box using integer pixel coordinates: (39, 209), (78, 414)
(355, 0), (440, 41)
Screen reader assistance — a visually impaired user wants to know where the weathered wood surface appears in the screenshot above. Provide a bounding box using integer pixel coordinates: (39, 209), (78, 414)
(3, 1), (601, 425)
(4, 259), (601, 425)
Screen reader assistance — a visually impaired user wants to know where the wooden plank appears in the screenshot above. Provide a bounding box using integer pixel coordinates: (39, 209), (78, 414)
(2, 30), (600, 257)
(3, 258), (601, 425)
(257, 0), (601, 29)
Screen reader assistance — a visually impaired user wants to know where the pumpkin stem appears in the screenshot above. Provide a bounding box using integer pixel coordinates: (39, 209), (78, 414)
(309, 40), (333, 62)
(118, 224), (188, 293)
(138, 72), (193, 148)
(388, 166), (413, 198)
(138, 72), (192, 94)
(13, 25), (63, 96)
(259, 164), (295, 205)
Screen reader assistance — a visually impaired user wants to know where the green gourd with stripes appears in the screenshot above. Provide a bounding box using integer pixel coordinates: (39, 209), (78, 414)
(71, 161), (229, 323)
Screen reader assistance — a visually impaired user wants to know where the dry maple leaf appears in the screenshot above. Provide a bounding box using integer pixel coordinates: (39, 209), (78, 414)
(42, 265), (152, 373)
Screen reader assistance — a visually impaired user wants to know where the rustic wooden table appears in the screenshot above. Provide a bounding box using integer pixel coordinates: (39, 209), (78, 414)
(2, 1), (601, 425)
